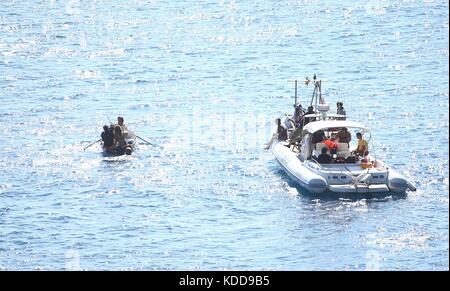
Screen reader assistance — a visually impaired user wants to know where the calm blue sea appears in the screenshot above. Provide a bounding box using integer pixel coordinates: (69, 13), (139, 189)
(0, 0), (448, 270)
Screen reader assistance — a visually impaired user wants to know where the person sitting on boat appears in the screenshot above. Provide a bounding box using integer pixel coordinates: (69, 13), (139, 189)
(323, 135), (339, 155)
(276, 118), (288, 141)
(352, 132), (369, 156)
(289, 126), (303, 148)
(114, 125), (126, 147)
(312, 130), (326, 144)
(336, 102), (346, 120)
(101, 125), (115, 150)
(316, 147), (332, 164)
(337, 127), (351, 144)
(114, 125), (135, 155)
(303, 106), (316, 125)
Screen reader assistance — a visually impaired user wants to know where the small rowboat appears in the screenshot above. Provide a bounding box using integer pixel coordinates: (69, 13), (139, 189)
(101, 125), (137, 156)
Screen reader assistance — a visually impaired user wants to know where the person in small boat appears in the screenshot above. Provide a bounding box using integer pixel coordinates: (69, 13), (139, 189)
(336, 102), (346, 120)
(101, 125), (115, 150)
(352, 132), (369, 156)
(337, 127), (351, 144)
(114, 125), (127, 147)
(316, 147), (332, 164)
(117, 116), (126, 128)
(117, 116), (129, 135)
(113, 125), (134, 155)
(276, 118), (288, 141)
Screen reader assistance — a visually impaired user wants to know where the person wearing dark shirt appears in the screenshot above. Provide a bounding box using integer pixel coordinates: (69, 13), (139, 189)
(337, 127), (351, 144)
(303, 106), (316, 125)
(317, 147), (332, 164)
(312, 130), (326, 144)
(101, 125), (115, 150)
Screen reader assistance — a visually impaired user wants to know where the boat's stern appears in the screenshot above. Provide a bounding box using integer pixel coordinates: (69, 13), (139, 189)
(306, 162), (392, 194)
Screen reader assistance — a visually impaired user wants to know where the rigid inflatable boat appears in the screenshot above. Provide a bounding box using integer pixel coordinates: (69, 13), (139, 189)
(270, 76), (416, 194)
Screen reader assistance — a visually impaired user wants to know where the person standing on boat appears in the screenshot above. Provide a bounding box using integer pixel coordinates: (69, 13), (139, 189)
(352, 132), (369, 156)
(293, 104), (303, 128)
(286, 105), (304, 146)
(336, 102), (346, 120)
(303, 106), (316, 126)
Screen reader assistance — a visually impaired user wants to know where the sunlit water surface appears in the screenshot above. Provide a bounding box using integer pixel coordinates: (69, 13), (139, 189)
(0, 0), (448, 270)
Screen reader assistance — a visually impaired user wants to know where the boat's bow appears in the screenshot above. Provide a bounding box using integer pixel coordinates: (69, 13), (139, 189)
(271, 140), (328, 193)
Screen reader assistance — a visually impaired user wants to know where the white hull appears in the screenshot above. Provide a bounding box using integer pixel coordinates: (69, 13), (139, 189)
(271, 140), (327, 193)
(271, 140), (415, 194)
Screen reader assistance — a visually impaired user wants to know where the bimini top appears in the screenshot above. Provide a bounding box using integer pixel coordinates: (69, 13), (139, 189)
(303, 120), (368, 134)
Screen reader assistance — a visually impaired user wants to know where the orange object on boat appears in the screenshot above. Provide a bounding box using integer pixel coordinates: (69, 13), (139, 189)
(360, 162), (373, 169)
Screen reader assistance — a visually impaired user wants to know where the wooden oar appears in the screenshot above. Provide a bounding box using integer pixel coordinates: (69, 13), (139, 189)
(83, 139), (101, 150)
(136, 135), (158, 147)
